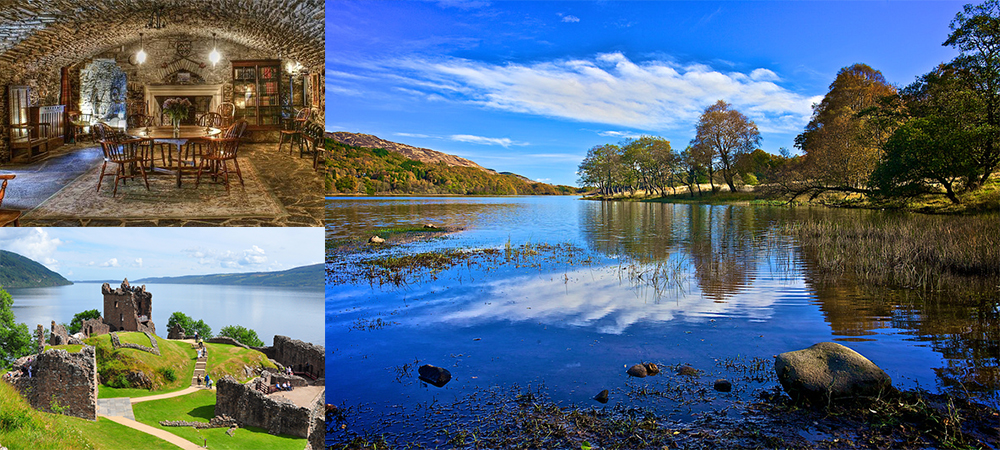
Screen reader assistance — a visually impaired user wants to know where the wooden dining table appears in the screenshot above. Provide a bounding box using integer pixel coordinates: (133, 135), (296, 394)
(127, 125), (221, 187)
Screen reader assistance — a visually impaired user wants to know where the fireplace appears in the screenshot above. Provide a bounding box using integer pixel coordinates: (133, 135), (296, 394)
(143, 84), (223, 126)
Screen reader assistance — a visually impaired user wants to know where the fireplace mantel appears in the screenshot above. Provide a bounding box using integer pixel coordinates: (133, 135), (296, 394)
(144, 83), (224, 122)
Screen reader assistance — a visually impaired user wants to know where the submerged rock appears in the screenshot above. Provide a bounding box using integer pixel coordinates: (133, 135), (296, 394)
(626, 364), (647, 378)
(676, 365), (699, 376)
(418, 364), (452, 387)
(644, 362), (660, 375)
(774, 342), (893, 403)
(714, 379), (732, 392)
(594, 389), (609, 404)
(368, 236), (385, 244)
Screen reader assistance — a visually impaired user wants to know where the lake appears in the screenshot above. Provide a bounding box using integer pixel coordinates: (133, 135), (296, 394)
(8, 282), (323, 346)
(326, 196), (998, 444)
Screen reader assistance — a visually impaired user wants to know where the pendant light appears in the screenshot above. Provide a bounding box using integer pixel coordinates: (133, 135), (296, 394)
(136, 33), (147, 65)
(208, 33), (221, 66)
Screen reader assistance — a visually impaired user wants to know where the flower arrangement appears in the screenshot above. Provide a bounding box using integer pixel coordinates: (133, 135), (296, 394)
(161, 97), (192, 123)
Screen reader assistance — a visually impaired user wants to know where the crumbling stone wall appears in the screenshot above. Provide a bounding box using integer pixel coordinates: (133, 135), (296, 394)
(167, 323), (186, 340)
(6, 347), (98, 421)
(49, 321), (70, 346)
(215, 375), (314, 438)
(271, 335), (324, 378)
(79, 317), (109, 337)
(102, 279), (155, 335)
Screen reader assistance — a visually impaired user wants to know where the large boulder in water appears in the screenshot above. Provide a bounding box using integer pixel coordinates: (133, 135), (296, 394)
(775, 342), (893, 403)
(626, 364), (647, 378)
(418, 364), (451, 387)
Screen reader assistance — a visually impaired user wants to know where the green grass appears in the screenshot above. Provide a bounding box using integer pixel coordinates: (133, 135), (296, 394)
(0, 381), (175, 450)
(133, 390), (305, 450)
(43, 344), (84, 353)
(85, 332), (196, 397)
(203, 342), (276, 383)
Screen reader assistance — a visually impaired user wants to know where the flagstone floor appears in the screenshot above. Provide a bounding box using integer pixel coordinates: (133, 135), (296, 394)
(0, 141), (323, 227)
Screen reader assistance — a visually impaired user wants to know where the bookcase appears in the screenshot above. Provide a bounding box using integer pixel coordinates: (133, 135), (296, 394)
(231, 60), (281, 130)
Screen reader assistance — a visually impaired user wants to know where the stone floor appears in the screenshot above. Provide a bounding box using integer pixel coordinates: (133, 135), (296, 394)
(0, 140), (323, 227)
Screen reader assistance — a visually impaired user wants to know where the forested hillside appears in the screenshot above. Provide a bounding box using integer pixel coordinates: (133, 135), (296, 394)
(325, 139), (582, 195)
(0, 250), (73, 288)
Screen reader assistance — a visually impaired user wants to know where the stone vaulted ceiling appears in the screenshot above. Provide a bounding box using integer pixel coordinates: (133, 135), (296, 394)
(0, 0), (323, 80)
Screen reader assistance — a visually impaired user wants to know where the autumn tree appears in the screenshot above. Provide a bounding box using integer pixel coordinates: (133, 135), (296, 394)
(690, 100), (761, 192)
(578, 144), (621, 195)
(795, 64), (897, 189)
(943, 0), (1000, 188)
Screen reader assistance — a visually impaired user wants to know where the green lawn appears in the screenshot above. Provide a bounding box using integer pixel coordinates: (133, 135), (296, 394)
(86, 332), (197, 398)
(43, 344), (84, 353)
(132, 390), (306, 450)
(204, 342), (276, 383)
(0, 381), (175, 450)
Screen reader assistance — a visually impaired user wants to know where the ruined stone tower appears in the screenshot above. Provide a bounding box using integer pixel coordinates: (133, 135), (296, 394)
(101, 279), (155, 335)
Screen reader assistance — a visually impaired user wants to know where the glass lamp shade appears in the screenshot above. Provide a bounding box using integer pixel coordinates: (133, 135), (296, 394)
(209, 48), (221, 66)
(136, 49), (147, 64)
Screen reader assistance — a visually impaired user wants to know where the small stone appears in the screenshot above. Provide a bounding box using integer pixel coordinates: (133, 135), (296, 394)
(418, 364), (452, 387)
(594, 389), (609, 403)
(714, 379), (732, 392)
(423, 224), (439, 229)
(368, 236), (385, 244)
(676, 365), (699, 376)
(626, 364), (647, 378)
(644, 362), (660, 375)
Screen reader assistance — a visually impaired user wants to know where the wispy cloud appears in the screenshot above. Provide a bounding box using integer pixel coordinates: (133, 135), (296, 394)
(0, 228), (63, 271)
(349, 52), (818, 134)
(133, 258), (143, 268)
(450, 134), (528, 147)
(101, 258), (120, 268)
(596, 130), (644, 139)
(559, 13), (580, 23)
(183, 245), (269, 269)
(395, 132), (432, 139)
(435, 0), (491, 10)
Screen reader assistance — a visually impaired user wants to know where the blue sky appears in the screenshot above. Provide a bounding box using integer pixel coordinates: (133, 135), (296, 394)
(327, 0), (965, 186)
(0, 228), (323, 281)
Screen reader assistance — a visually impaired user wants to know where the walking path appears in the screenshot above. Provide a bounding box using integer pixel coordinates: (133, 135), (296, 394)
(97, 341), (213, 449)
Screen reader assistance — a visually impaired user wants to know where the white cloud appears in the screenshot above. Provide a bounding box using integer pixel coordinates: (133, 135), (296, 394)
(183, 245), (268, 269)
(596, 130), (643, 139)
(242, 245), (267, 266)
(0, 228), (64, 271)
(133, 258), (143, 268)
(364, 52), (816, 134)
(561, 14), (580, 23)
(395, 132), (432, 139)
(450, 134), (528, 147)
(100, 258), (120, 268)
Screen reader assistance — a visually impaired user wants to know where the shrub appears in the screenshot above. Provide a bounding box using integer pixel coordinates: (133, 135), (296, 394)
(218, 325), (264, 347)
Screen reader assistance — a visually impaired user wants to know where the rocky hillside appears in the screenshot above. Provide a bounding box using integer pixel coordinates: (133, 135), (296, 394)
(326, 132), (495, 173)
(0, 250), (73, 288)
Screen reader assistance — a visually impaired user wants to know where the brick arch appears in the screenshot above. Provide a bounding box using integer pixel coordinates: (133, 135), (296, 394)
(0, 0), (323, 85)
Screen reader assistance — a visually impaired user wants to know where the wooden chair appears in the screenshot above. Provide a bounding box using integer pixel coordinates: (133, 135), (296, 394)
(184, 112), (224, 162)
(196, 120), (248, 192)
(301, 121), (325, 170)
(126, 114), (169, 168)
(217, 102), (235, 127)
(97, 134), (149, 197)
(277, 108), (312, 154)
(68, 111), (93, 144)
(0, 174), (21, 227)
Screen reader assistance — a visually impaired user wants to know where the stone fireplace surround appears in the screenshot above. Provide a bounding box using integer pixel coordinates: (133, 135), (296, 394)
(144, 83), (223, 126)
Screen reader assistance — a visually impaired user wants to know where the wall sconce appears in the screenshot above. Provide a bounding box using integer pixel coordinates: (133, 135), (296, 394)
(208, 32), (221, 66)
(136, 33), (147, 65)
(286, 60), (304, 75)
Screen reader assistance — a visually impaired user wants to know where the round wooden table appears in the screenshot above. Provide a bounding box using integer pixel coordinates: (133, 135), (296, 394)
(128, 126), (221, 187)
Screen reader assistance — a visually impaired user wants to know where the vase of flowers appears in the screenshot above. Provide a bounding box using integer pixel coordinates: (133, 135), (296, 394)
(161, 97), (192, 133)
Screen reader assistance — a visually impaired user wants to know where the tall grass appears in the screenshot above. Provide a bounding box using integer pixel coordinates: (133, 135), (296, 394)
(788, 214), (999, 292)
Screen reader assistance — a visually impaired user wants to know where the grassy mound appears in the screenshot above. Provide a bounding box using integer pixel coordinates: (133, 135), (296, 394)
(0, 380), (175, 450)
(84, 332), (196, 398)
(133, 390), (305, 450)
(204, 342), (276, 383)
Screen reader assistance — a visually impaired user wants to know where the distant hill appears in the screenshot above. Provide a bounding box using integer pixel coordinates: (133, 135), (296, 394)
(133, 264), (323, 288)
(0, 250), (73, 288)
(324, 133), (584, 195)
(327, 132), (491, 172)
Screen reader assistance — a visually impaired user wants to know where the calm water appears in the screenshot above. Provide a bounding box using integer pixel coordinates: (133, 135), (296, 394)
(326, 196), (999, 442)
(8, 282), (323, 345)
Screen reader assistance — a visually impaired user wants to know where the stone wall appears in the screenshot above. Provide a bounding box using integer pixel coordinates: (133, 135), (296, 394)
(102, 279), (155, 335)
(49, 321), (70, 346)
(215, 375), (315, 438)
(271, 335), (324, 378)
(6, 347), (98, 421)
(79, 317), (109, 338)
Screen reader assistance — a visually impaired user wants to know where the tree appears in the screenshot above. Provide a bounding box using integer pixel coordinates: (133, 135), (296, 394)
(795, 64), (897, 189)
(219, 325), (264, 347)
(0, 288), (32, 368)
(943, 0), (1000, 188)
(167, 311), (214, 338)
(690, 100), (761, 192)
(67, 309), (101, 335)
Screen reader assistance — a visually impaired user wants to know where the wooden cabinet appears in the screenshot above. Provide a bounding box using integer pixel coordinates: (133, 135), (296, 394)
(231, 60), (281, 130)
